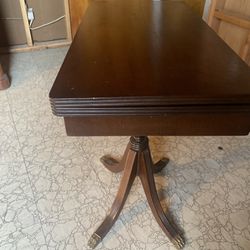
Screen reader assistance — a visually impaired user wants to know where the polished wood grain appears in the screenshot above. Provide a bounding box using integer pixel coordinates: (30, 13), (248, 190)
(64, 113), (250, 136)
(50, 0), (250, 113)
(100, 145), (169, 174)
(68, 0), (89, 38)
(88, 147), (137, 248)
(100, 144), (130, 173)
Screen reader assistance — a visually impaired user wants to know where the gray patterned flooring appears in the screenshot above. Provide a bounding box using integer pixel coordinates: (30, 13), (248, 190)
(0, 47), (250, 250)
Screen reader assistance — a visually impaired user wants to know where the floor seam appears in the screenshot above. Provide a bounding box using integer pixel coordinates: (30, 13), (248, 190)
(5, 90), (49, 249)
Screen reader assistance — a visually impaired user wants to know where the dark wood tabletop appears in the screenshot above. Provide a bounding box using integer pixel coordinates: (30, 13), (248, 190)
(49, 0), (250, 136)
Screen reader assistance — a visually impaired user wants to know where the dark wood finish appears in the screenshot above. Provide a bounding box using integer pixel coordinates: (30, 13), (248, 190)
(64, 114), (250, 136)
(69, 0), (89, 38)
(100, 144), (169, 174)
(88, 137), (183, 249)
(49, 0), (250, 248)
(154, 157), (169, 174)
(50, 0), (250, 117)
(138, 145), (184, 249)
(89, 146), (137, 248)
(100, 144), (130, 173)
(0, 64), (10, 90)
(100, 155), (123, 173)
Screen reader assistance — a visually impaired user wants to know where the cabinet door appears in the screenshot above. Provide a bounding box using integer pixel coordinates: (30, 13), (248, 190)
(69, 0), (89, 38)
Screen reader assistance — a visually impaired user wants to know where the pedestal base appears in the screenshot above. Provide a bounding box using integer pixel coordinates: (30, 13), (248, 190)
(88, 136), (185, 249)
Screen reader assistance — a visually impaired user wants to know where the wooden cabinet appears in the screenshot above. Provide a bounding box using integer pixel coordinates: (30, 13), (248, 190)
(0, 0), (92, 52)
(69, 0), (89, 38)
(208, 0), (250, 65)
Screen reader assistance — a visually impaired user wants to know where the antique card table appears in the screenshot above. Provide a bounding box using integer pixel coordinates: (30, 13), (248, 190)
(49, 0), (250, 248)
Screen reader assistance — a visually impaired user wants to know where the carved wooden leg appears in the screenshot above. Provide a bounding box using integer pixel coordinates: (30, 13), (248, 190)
(100, 144), (129, 173)
(101, 144), (168, 174)
(138, 148), (185, 249)
(88, 148), (137, 248)
(154, 157), (169, 173)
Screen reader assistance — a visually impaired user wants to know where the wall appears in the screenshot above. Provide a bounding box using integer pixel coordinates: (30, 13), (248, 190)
(26, 0), (67, 42)
(0, 0), (27, 46)
(0, 0), (68, 47)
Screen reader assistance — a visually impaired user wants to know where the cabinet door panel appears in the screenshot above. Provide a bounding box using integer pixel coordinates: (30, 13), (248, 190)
(69, 0), (89, 38)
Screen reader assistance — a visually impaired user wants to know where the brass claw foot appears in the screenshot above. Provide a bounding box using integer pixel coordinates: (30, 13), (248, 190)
(88, 233), (102, 249)
(172, 234), (185, 249)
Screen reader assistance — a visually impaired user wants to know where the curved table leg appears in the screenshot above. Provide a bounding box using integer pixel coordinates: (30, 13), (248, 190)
(101, 144), (169, 174)
(100, 155), (122, 173)
(100, 145), (129, 173)
(154, 157), (169, 173)
(88, 149), (137, 249)
(138, 149), (185, 249)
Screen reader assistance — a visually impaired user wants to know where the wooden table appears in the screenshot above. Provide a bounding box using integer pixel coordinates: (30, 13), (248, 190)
(49, 0), (250, 248)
